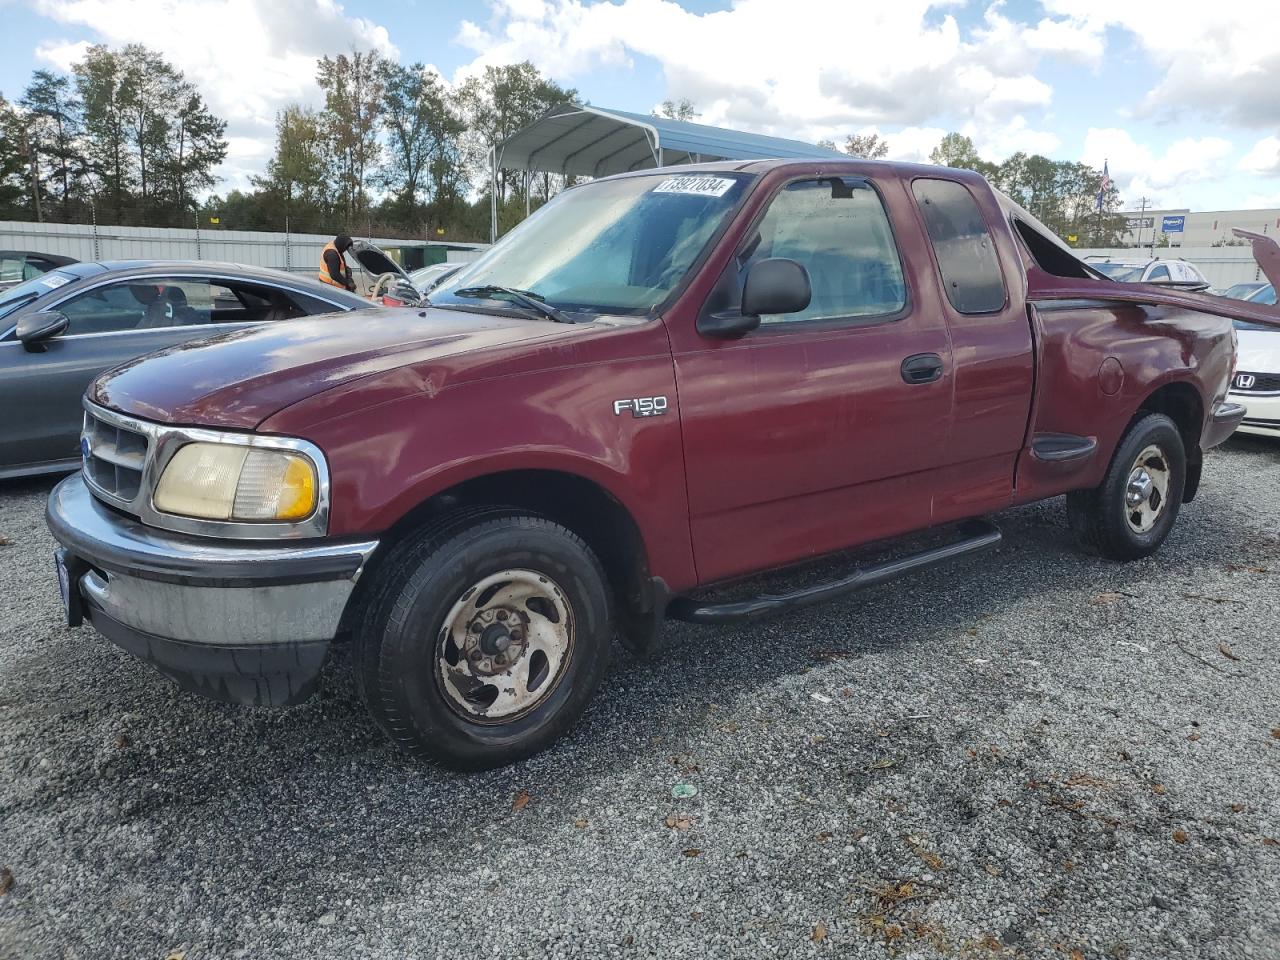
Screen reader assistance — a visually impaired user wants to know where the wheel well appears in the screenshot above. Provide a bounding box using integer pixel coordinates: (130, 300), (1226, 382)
(343, 470), (662, 648)
(1136, 381), (1204, 501)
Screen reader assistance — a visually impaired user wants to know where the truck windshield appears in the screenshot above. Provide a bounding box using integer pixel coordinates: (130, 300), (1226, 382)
(431, 171), (754, 317)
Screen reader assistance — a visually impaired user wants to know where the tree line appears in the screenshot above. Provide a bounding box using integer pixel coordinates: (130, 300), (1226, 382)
(821, 130), (1127, 247)
(0, 47), (576, 241)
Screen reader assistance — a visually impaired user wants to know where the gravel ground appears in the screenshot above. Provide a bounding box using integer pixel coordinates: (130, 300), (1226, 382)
(1, 439), (1278, 960)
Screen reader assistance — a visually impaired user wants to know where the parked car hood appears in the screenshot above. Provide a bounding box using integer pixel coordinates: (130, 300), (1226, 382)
(91, 307), (579, 429)
(351, 240), (409, 280)
(1236, 327), (1280, 373)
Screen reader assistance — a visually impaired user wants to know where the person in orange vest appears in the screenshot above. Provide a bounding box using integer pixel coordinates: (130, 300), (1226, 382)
(319, 235), (356, 292)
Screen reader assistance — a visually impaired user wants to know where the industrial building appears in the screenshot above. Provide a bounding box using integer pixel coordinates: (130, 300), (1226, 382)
(1119, 206), (1280, 248)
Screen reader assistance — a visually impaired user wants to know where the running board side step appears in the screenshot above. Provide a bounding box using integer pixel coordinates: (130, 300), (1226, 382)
(667, 519), (1002, 625)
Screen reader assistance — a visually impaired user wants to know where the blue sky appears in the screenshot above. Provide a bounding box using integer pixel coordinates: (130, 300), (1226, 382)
(3, 0), (1277, 211)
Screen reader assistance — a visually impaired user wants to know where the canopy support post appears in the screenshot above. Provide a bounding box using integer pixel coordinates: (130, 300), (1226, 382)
(489, 145), (498, 244)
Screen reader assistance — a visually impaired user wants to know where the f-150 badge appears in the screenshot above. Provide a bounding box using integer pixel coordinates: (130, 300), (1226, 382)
(614, 396), (669, 418)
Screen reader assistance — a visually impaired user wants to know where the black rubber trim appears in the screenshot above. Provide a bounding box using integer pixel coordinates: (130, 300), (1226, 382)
(667, 519), (1001, 624)
(1213, 402), (1246, 423)
(85, 602), (328, 707)
(1242, 416), (1280, 427)
(1030, 432), (1098, 462)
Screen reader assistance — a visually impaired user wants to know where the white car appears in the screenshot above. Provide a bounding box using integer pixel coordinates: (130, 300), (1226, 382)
(1229, 284), (1280, 438)
(1087, 257), (1209, 287)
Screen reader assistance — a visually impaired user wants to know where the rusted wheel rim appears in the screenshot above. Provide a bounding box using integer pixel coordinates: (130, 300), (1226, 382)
(436, 569), (574, 722)
(1124, 443), (1171, 534)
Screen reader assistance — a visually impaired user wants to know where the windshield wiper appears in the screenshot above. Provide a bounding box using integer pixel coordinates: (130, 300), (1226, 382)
(454, 285), (571, 323)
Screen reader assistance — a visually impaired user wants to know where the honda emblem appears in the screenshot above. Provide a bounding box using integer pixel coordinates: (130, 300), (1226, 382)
(1235, 373), (1256, 390)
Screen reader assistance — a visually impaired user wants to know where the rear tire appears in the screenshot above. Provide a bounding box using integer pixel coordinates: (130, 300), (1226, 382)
(1066, 413), (1186, 561)
(354, 512), (612, 770)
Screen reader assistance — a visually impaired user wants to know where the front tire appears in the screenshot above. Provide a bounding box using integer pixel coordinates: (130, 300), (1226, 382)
(1066, 412), (1186, 560)
(354, 513), (612, 770)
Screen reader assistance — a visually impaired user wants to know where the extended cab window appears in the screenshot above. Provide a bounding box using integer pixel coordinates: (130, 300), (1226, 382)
(912, 179), (1006, 314)
(746, 177), (906, 324)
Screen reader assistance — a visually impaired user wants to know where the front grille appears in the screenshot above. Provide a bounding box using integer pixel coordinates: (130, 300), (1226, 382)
(82, 410), (149, 505)
(1232, 371), (1280, 393)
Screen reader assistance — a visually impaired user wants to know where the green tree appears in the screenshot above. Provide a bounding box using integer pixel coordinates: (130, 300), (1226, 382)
(0, 95), (30, 218)
(843, 132), (889, 159)
(165, 87), (226, 219)
(656, 98), (697, 121)
(379, 62), (464, 226)
(929, 132), (997, 179)
(75, 45), (132, 219)
(456, 61), (577, 205)
(21, 70), (88, 220)
(117, 45), (179, 209)
(251, 105), (330, 232)
(316, 49), (386, 227)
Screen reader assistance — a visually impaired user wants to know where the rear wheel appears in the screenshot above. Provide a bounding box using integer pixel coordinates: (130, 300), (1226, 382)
(1066, 413), (1186, 560)
(354, 513), (612, 769)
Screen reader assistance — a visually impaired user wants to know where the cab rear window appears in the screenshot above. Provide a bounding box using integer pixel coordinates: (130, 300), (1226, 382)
(912, 179), (1007, 314)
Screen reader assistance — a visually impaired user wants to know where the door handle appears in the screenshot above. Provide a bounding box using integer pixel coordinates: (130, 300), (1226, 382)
(901, 353), (944, 384)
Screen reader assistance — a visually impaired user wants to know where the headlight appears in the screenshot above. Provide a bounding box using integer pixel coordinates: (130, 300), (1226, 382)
(154, 443), (317, 522)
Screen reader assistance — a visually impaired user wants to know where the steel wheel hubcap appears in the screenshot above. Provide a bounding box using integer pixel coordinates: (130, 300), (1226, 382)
(436, 569), (573, 722)
(1124, 444), (1170, 534)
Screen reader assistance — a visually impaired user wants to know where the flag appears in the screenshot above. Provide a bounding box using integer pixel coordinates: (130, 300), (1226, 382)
(1096, 161), (1111, 212)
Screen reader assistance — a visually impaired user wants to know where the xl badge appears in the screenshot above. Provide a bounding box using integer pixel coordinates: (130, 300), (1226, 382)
(613, 396), (669, 418)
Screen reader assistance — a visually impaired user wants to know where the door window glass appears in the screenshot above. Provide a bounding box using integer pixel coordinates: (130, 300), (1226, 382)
(1147, 264), (1170, 282)
(58, 279), (214, 334)
(0, 258), (23, 284)
(912, 178), (1007, 314)
(746, 177), (907, 325)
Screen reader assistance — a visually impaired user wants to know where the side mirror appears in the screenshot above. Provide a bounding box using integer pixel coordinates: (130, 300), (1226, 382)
(699, 258), (812, 339)
(16, 311), (69, 350)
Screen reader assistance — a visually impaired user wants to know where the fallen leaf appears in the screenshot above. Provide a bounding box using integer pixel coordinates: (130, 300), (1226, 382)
(511, 790), (530, 812)
(1230, 803), (1245, 813)
(1218, 642), (1240, 661)
(114, 734), (130, 750)
(1091, 591), (1129, 605)
(1187, 733), (1201, 742)
(0, 536), (11, 547)
(1270, 729), (1280, 740)
(665, 814), (693, 831)
(164, 953), (185, 960)
(904, 835), (944, 871)
(573, 818), (588, 829)
(811, 922), (828, 943)
(681, 848), (701, 857)
(867, 757), (899, 771)
(1064, 859), (1075, 872)
(0, 868), (12, 896)
(1227, 563), (1268, 573)
(1173, 829), (1188, 844)
(1070, 950), (1085, 960)
(810, 734), (827, 744)
(983, 863), (1002, 877)
(885, 924), (903, 941)
(814, 831), (833, 843)
(717, 722), (740, 734)
(1152, 783), (1166, 796)
(1262, 837), (1278, 847)
(840, 687), (852, 698)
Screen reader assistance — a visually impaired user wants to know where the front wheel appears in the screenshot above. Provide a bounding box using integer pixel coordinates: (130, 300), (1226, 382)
(1066, 412), (1186, 561)
(354, 513), (612, 769)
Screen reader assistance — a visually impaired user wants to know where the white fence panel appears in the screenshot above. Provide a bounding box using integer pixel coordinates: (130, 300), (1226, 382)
(1076, 247), (1264, 290)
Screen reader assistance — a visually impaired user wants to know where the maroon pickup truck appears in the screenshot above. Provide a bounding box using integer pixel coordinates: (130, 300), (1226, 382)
(46, 160), (1277, 769)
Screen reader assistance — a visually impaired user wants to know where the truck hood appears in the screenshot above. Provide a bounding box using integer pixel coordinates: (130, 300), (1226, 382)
(1236, 327), (1280, 373)
(91, 306), (575, 429)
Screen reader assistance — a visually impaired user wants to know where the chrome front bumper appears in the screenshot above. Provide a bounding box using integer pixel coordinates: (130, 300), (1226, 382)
(46, 474), (378, 706)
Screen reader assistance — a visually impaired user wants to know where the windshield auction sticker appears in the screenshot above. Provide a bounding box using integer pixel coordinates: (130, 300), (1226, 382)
(653, 175), (736, 198)
(39, 274), (70, 289)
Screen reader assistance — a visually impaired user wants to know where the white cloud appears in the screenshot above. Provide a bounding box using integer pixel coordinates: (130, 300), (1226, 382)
(452, 0), (1089, 145)
(1239, 136), (1280, 177)
(28, 0), (398, 187)
(1042, 0), (1280, 127)
(1083, 128), (1235, 207)
(34, 38), (92, 71)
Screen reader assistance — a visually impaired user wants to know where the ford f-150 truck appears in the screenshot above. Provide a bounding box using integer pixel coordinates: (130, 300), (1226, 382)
(45, 160), (1279, 769)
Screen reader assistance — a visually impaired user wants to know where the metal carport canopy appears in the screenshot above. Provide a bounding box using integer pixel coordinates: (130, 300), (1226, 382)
(489, 102), (846, 239)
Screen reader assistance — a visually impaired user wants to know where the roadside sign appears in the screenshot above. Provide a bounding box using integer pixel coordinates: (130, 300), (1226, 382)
(1161, 215), (1185, 233)
(209, 216), (220, 224)
(1067, 234), (1078, 244)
